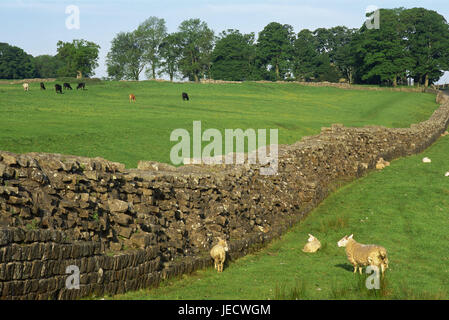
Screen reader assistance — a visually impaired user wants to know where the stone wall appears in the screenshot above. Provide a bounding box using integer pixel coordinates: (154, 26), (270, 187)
(0, 89), (448, 300)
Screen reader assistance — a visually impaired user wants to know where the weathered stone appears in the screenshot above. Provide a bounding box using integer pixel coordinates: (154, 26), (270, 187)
(108, 199), (129, 213)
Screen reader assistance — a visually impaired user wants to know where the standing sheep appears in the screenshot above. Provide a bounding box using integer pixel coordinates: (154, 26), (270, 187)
(210, 238), (229, 273)
(23, 83), (29, 91)
(337, 234), (389, 276)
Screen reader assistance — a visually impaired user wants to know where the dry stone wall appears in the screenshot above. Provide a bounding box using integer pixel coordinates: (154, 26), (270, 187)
(0, 89), (448, 300)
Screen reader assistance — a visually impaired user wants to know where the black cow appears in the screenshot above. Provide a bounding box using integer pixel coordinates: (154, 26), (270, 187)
(55, 84), (63, 94)
(182, 92), (189, 101)
(40, 82), (46, 90)
(63, 83), (73, 90)
(76, 82), (86, 90)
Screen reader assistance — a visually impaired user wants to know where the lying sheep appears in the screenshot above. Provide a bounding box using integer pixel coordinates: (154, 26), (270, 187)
(210, 238), (229, 272)
(337, 234), (388, 276)
(422, 157), (431, 163)
(302, 234), (321, 253)
(375, 157), (390, 170)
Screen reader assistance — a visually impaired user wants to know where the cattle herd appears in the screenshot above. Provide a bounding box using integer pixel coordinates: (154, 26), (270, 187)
(22, 82), (190, 101)
(25, 81), (87, 94)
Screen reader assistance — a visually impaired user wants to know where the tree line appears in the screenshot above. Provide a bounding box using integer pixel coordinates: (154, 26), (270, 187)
(0, 39), (100, 79)
(1, 7), (448, 87)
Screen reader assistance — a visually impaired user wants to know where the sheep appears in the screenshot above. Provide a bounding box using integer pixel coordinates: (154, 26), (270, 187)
(422, 157), (431, 163)
(375, 157), (390, 170)
(302, 234), (321, 253)
(23, 83), (29, 91)
(210, 237), (229, 272)
(182, 92), (189, 101)
(337, 234), (388, 276)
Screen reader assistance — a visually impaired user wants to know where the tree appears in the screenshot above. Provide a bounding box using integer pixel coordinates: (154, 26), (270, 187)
(56, 39), (100, 77)
(256, 22), (295, 81)
(292, 29), (319, 81)
(34, 55), (63, 78)
(314, 26), (358, 83)
(177, 19), (215, 82)
(158, 33), (182, 81)
(401, 8), (449, 87)
(0, 43), (36, 79)
(352, 8), (412, 86)
(210, 29), (257, 81)
(106, 32), (147, 81)
(136, 16), (167, 80)
(292, 30), (338, 82)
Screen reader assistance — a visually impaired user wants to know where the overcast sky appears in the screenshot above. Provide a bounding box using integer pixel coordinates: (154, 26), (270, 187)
(1, 0), (448, 83)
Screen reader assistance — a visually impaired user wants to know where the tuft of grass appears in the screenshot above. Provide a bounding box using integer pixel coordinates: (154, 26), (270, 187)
(273, 279), (308, 300)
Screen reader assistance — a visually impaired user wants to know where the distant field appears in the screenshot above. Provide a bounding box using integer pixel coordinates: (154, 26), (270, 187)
(0, 80), (439, 168)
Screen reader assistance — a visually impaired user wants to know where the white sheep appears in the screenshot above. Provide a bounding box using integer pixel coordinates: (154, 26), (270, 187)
(422, 157), (431, 163)
(375, 157), (390, 170)
(23, 83), (29, 91)
(210, 237), (229, 272)
(337, 234), (389, 276)
(302, 234), (321, 253)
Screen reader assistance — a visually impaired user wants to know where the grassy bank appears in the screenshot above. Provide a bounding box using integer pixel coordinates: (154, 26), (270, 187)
(103, 133), (449, 300)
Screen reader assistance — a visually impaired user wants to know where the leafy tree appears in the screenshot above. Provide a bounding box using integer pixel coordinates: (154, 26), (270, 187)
(292, 29), (319, 81)
(352, 8), (412, 86)
(34, 55), (63, 78)
(314, 26), (358, 83)
(136, 16), (167, 80)
(106, 31), (147, 81)
(401, 8), (449, 87)
(158, 33), (183, 81)
(177, 19), (215, 82)
(256, 22), (295, 81)
(210, 29), (257, 81)
(0, 43), (36, 79)
(56, 39), (100, 78)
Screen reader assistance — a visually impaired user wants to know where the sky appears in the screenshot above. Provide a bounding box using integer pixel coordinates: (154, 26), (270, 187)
(1, 0), (448, 83)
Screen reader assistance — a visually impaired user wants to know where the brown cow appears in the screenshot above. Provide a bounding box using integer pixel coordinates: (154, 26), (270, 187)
(129, 94), (136, 103)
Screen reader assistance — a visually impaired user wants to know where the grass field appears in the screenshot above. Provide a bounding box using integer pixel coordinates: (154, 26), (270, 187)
(103, 133), (449, 300)
(0, 80), (438, 168)
(2, 80), (447, 300)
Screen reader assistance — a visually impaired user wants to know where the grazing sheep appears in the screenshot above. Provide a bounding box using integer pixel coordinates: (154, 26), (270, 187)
(210, 238), (229, 272)
(76, 82), (86, 90)
(182, 92), (189, 101)
(337, 234), (389, 276)
(23, 83), (29, 91)
(55, 84), (63, 94)
(422, 157), (431, 163)
(40, 82), (46, 90)
(129, 94), (136, 103)
(375, 157), (390, 170)
(302, 234), (321, 253)
(63, 83), (73, 90)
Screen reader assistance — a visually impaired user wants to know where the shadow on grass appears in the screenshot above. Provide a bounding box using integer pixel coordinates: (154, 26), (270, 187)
(335, 263), (354, 272)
